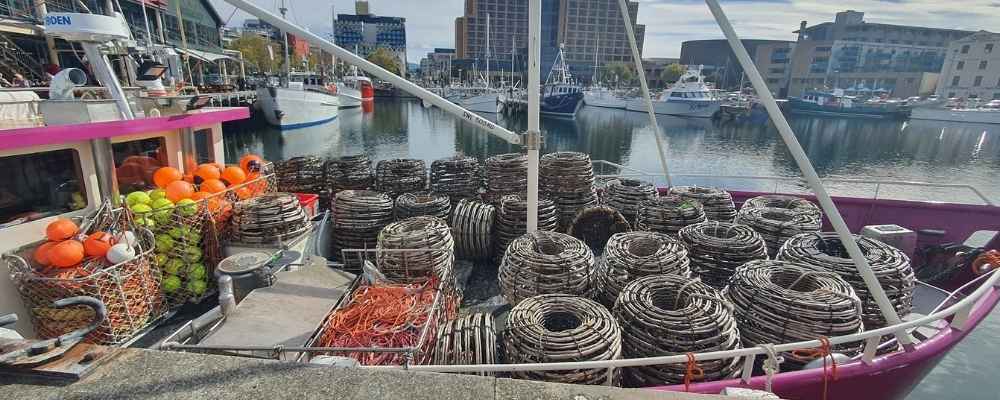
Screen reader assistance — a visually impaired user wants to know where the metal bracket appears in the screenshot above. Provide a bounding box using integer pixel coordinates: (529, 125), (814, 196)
(521, 130), (542, 150)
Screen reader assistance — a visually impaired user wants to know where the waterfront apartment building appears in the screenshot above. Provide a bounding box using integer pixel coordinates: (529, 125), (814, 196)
(680, 39), (794, 92)
(936, 31), (1000, 100)
(455, 0), (644, 84)
(420, 48), (456, 82)
(334, 1), (407, 77)
(753, 42), (795, 97)
(787, 10), (973, 98)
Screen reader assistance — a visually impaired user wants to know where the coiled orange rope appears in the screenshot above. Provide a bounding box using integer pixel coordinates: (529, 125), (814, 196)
(972, 250), (1000, 275)
(792, 336), (837, 400)
(683, 352), (704, 391)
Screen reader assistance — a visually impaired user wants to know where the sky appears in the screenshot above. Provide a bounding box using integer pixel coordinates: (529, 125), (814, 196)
(209, 0), (1000, 63)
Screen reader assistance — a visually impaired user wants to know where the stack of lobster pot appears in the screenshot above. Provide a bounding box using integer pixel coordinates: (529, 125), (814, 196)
(484, 153), (527, 203)
(596, 232), (690, 307)
(274, 156), (326, 195)
(540, 152), (597, 232)
(431, 156), (481, 201)
(679, 221), (768, 289)
(634, 195), (708, 236)
(604, 178), (658, 225)
(394, 192), (451, 221)
(230, 192), (311, 244)
(376, 216), (455, 283)
(326, 155), (374, 192)
(494, 194), (558, 260)
(330, 190), (394, 269)
(669, 186), (736, 223)
(449, 199), (496, 261)
(375, 158), (427, 198)
(742, 194), (822, 219)
(736, 206), (822, 257)
(499, 231), (596, 305)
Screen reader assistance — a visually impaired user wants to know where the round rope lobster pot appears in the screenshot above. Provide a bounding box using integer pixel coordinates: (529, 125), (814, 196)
(230, 192), (310, 244)
(597, 232), (691, 307)
(431, 155), (481, 201)
(742, 195), (821, 219)
(376, 216), (455, 282)
(634, 195), (707, 236)
(669, 186), (736, 223)
(499, 231), (596, 305)
(484, 153), (527, 202)
(448, 199), (496, 261)
(725, 259), (864, 368)
(495, 194), (558, 260)
(678, 222), (768, 289)
(434, 312), (498, 376)
(394, 192), (451, 221)
(778, 232), (914, 329)
(735, 207), (822, 257)
(604, 178), (657, 224)
(375, 158), (427, 198)
(504, 294), (622, 385)
(326, 154), (374, 193)
(613, 274), (741, 386)
(274, 156), (326, 194)
(330, 190), (395, 266)
(567, 206), (630, 256)
(540, 152), (597, 231)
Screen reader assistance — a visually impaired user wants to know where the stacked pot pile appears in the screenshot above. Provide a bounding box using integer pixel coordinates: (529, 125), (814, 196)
(540, 152), (597, 231)
(736, 207), (822, 257)
(484, 153), (527, 203)
(448, 199), (496, 261)
(434, 313), (497, 375)
(678, 222), (767, 289)
(778, 232), (914, 329)
(596, 232), (691, 307)
(494, 194), (558, 259)
(504, 294), (622, 385)
(634, 195), (707, 236)
(669, 186), (737, 223)
(376, 216), (455, 283)
(613, 274), (742, 386)
(725, 259), (864, 368)
(499, 231), (596, 305)
(326, 155), (374, 192)
(431, 156), (481, 200)
(375, 158), (427, 198)
(330, 190), (394, 267)
(742, 195), (822, 219)
(394, 192), (451, 220)
(230, 193), (310, 244)
(274, 156), (326, 194)
(604, 178), (658, 224)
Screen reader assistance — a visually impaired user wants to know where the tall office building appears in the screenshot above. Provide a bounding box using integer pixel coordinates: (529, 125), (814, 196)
(454, 0), (644, 83)
(334, 1), (407, 76)
(936, 31), (1000, 100)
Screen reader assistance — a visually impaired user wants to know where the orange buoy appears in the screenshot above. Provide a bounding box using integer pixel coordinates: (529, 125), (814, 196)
(200, 179), (228, 194)
(165, 180), (195, 203)
(221, 166), (247, 186)
(193, 163), (221, 184)
(83, 232), (115, 257)
(153, 167), (183, 188)
(49, 240), (85, 268)
(191, 191), (212, 201)
(240, 154), (263, 174)
(235, 187), (254, 200)
(45, 218), (79, 241)
(34, 241), (57, 266)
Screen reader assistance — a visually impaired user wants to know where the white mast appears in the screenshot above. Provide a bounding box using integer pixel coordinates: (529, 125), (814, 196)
(525, 0), (541, 232)
(485, 13), (490, 88)
(592, 31), (599, 86)
(280, 0), (290, 78)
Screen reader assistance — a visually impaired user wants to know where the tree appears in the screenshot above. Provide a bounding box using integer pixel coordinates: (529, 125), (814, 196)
(660, 63), (685, 85)
(366, 48), (400, 75)
(599, 62), (635, 87)
(226, 33), (281, 74)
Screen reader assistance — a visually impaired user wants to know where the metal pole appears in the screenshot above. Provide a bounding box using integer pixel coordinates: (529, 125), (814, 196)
(616, 0), (671, 187)
(221, 0), (521, 145)
(280, 0), (290, 77)
(524, 0), (541, 233)
(33, 0), (59, 67)
(703, 0), (911, 344)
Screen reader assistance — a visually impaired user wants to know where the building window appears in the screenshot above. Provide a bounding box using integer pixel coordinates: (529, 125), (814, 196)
(948, 92), (956, 98)
(961, 44), (970, 54)
(952, 76), (960, 86)
(815, 46), (832, 52)
(974, 76), (983, 86)
(906, 77), (915, 84)
(994, 93), (1000, 99)
(987, 43), (995, 53)
(956, 61), (964, 70)
(980, 60), (988, 70)
(0, 149), (88, 226)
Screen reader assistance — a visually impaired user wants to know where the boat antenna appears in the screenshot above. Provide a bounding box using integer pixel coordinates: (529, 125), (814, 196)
(701, 0), (912, 344)
(485, 13), (490, 89)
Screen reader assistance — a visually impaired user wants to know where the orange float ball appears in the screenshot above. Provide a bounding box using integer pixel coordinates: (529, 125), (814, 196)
(183, 174), (194, 184)
(234, 187), (253, 200)
(239, 154), (263, 174)
(153, 167), (183, 188)
(46, 218), (79, 241)
(49, 240), (85, 268)
(34, 241), (57, 266)
(165, 180), (195, 202)
(191, 191), (212, 201)
(83, 232), (114, 257)
(221, 166), (247, 186)
(193, 164), (221, 184)
(200, 179), (228, 194)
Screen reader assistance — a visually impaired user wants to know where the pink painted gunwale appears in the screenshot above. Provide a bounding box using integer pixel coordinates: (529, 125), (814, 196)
(0, 107), (250, 151)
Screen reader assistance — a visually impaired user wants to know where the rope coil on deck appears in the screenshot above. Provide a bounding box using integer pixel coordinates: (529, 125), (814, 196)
(331, 190), (395, 267)
(504, 294), (622, 385)
(495, 194), (559, 260)
(669, 186), (737, 223)
(742, 195), (822, 219)
(724, 259), (864, 368)
(736, 207), (822, 257)
(540, 152), (598, 231)
(679, 222), (768, 289)
(499, 231), (597, 305)
(448, 199), (496, 261)
(434, 312), (498, 376)
(613, 274), (742, 386)
(484, 153), (528, 203)
(604, 178), (658, 224)
(376, 216), (455, 283)
(634, 195), (708, 236)
(568, 206), (630, 255)
(597, 232), (691, 307)
(394, 192), (451, 221)
(376, 159), (428, 198)
(778, 233), (915, 329)
(230, 192), (310, 244)
(431, 156), (482, 201)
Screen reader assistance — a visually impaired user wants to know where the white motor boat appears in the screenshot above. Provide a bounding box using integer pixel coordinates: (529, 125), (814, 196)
(911, 100), (1000, 124)
(626, 67), (721, 118)
(449, 89), (500, 114)
(583, 86), (628, 110)
(257, 72), (340, 129)
(337, 72), (374, 108)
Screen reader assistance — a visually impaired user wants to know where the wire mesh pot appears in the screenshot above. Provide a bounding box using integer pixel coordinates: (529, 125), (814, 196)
(568, 206), (630, 256)
(431, 155), (481, 201)
(724, 259), (864, 368)
(634, 195), (707, 236)
(394, 192), (451, 221)
(494, 194), (558, 261)
(736, 206), (822, 257)
(597, 232), (691, 307)
(669, 186), (736, 223)
(613, 274), (741, 386)
(377, 216), (455, 283)
(376, 158), (428, 198)
(778, 232), (914, 329)
(678, 222), (768, 289)
(230, 192), (310, 244)
(504, 294), (622, 385)
(331, 190), (395, 269)
(449, 199), (496, 261)
(604, 178), (657, 224)
(484, 153), (527, 203)
(274, 156), (326, 194)
(499, 231), (596, 305)
(742, 195), (821, 219)
(326, 155), (374, 194)
(540, 152), (597, 231)
(434, 312), (497, 376)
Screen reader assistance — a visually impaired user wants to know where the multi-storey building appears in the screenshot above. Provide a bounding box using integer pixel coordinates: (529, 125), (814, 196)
(334, 1), (407, 76)
(419, 48), (456, 82)
(936, 31), (1000, 100)
(787, 10), (973, 98)
(680, 39), (794, 92)
(753, 42), (795, 97)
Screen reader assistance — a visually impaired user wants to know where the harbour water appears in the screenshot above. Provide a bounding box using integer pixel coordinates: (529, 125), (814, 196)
(222, 100), (1000, 399)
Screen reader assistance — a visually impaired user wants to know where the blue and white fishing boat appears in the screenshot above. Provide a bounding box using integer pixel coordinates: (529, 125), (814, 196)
(540, 45), (584, 117)
(626, 67), (721, 118)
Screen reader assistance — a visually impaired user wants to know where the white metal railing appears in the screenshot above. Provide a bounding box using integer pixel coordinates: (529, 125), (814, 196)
(592, 160), (997, 207)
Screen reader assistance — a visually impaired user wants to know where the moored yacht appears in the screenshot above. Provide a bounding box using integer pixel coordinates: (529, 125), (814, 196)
(911, 99), (1000, 124)
(625, 67), (721, 117)
(256, 72), (340, 129)
(583, 86), (629, 110)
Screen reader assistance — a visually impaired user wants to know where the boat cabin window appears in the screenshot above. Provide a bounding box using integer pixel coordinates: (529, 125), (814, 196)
(113, 137), (169, 194)
(194, 129), (215, 164)
(0, 149), (87, 227)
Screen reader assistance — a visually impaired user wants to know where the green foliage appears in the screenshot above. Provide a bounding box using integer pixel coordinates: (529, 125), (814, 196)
(599, 62), (635, 86)
(226, 34), (281, 73)
(366, 48), (400, 75)
(660, 63), (686, 85)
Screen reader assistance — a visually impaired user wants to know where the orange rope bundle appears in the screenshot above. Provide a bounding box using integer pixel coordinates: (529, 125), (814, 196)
(683, 352), (704, 391)
(792, 336), (837, 400)
(972, 250), (1000, 275)
(316, 279), (442, 365)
